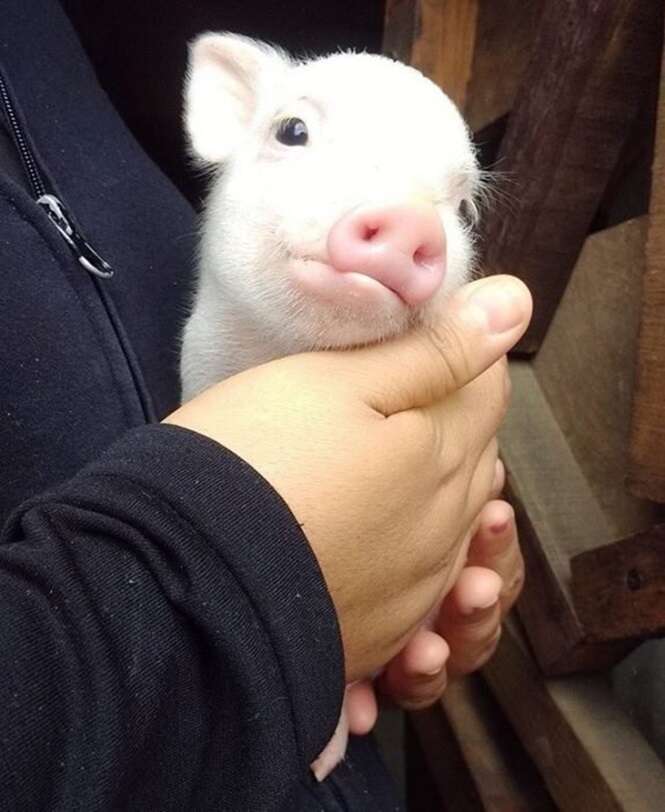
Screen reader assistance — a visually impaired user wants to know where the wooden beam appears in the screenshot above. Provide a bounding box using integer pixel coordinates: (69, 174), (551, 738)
(629, 18), (665, 501)
(411, 0), (478, 110)
(382, 0), (419, 66)
(501, 360), (634, 674)
(464, 0), (544, 133)
(591, 85), (658, 233)
(481, 0), (663, 354)
(408, 706), (484, 811)
(484, 618), (665, 812)
(532, 217), (659, 540)
(439, 676), (555, 810)
(383, 0), (478, 110)
(570, 524), (665, 643)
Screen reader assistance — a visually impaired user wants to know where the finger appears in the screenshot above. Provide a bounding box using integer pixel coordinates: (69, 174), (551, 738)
(346, 680), (378, 736)
(459, 438), (501, 531)
(311, 707), (350, 782)
(447, 566), (503, 616)
(338, 275), (532, 415)
(467, 500), (524, 614)
(415, 357), (510, 472)
(428, 437), (498, 566)
(491, 458), (505, 499)
(438, 566), (503, 679)
(378, 630), (450, 711)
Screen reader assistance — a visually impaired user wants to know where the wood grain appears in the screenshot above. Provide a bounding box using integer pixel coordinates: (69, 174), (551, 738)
(412, 0), (478, 110)
(533, 217), (660, 540)
(481, 0), (663, 354)
(439, 676), (555, 810)
(408, 706), (484, 811)
(570, 524), (665, 642)
(484, 618), (665, 812)
(629, 19), (665, 501)
(382, 0), (419, 66)
(383, 0), (478, 109)
(464, 0), (543, 132)
(501, 361), (634, 674)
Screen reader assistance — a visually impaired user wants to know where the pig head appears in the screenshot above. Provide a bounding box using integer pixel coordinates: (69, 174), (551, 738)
(180, 33), (480, 400)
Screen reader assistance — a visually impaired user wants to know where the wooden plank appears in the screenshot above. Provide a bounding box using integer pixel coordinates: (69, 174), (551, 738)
(483, 617), (665, 812)
(591, 83), (659, 233)
(383, 0), (419, 66)
(481, 0), (663, 354)
(629, 21), (665, 502)
(439, 676), (555, 810)
(501, 360), (634, 674)
(405, 721), (449, 812)
(383, 0), (478, 109)
(464, 0), (544, 133)
(411, 0), (478, 110)
(533, 218), (660, 540)
(570, 524), (665, 642)
(408, 706), (484, 811)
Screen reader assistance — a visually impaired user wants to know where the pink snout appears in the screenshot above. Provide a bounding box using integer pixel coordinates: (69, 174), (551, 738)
(326, 203), (446, 306)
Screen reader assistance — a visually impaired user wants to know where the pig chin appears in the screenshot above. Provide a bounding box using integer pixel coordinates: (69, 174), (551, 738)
(286, 256), (414, 347)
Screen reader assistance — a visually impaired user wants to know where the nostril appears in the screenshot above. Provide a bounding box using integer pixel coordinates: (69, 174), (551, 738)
(413, 247), (428, 268)
(327, 204), (447, 306)
(413, 246), (443, 270)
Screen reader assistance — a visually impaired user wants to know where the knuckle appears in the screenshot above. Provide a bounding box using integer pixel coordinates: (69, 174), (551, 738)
(491, 359), (511, 416)
(399, 692), (442, 712)
(469, 626), (503, 673)
(482, 625), (503, 660)
(488, 624), (502, 648)
(503, 569), (525, 606)
(450, 623), (503, 677)
(392, 667), (449, 711)
(423, 322), (474, 395)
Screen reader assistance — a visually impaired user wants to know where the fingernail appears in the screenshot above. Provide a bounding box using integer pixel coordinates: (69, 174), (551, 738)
(417, 642), (450, 677)
(460, 596), (499, 617)
(467, 279), (528, 334)
(490, 518), (510, 535)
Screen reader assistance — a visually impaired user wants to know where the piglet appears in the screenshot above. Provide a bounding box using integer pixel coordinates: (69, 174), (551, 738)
(180, 32), (480, 780)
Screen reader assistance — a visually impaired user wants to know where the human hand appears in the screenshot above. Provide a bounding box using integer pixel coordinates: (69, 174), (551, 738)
(165, 275), (531, 682)
(344, 477), (524, 733)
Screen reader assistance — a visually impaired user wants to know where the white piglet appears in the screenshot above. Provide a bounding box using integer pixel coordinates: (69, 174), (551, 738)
(181, 33), (480, 779)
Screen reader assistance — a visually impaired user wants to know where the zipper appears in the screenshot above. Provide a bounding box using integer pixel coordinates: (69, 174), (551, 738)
(0, 66), (156, 423)
(0, 72), (113, 279)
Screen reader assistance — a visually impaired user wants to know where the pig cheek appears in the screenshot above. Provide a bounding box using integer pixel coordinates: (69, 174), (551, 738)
(222, 175), (294, 296)
(441, 209), (475, 291)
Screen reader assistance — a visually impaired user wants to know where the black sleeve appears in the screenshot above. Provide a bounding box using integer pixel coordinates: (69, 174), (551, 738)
(0, 424), (344, 811)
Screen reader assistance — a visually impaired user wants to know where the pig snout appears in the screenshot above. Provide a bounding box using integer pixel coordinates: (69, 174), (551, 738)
(326, 203), (446, 307)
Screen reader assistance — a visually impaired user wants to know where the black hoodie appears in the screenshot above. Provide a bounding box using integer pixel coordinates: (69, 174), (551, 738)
(0, 2), (399, 808)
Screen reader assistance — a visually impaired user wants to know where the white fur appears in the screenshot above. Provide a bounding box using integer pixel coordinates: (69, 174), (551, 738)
(180, 33), (480, 778)
(180, 33), (479, 400)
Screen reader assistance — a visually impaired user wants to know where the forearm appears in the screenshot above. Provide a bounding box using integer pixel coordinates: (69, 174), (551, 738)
(0, 424), (343, 810)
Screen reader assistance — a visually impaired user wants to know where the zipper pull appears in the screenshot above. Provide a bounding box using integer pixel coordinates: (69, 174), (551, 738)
(37, 194), (114, 279)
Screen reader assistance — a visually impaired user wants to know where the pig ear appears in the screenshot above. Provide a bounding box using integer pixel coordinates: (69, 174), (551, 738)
(184, 33), (289, 165)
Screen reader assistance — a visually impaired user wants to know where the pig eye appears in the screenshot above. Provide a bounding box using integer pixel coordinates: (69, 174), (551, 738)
(275, 117), (309, 146)
(458, 198), (478, 228)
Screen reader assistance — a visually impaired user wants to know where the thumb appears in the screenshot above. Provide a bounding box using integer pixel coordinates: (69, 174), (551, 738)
(344, 275), (532, 415)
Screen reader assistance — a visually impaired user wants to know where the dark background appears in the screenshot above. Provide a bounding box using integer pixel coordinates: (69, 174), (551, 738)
(61, 0), (385, 207)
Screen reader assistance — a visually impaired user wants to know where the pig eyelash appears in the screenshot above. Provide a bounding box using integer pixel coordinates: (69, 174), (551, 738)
(453, 167), (498, 226)
(459, 198), (479, 228)
(471, 169), (517, 220)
